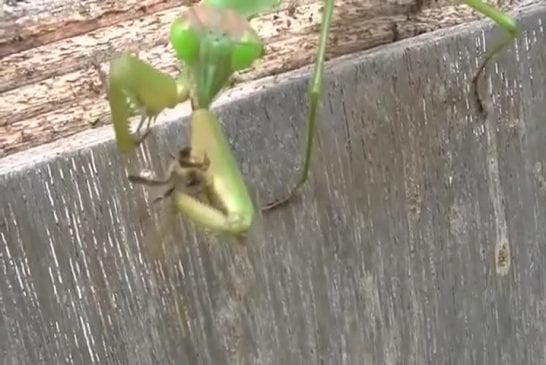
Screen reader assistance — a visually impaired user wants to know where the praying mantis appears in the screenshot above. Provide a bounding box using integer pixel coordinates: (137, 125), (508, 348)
(106, 0), (519, 236)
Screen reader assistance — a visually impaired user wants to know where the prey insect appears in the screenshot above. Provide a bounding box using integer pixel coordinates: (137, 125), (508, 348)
(128, 147), (210, 205)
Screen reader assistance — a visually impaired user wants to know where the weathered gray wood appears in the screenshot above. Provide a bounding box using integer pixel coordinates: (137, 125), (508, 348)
(1, 3), (545, 363)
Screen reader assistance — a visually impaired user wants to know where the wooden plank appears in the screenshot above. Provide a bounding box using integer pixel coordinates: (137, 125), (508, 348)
(0, 4), (545, 363)
(0, 0), (521, 158)
(0, 0), (195, 55)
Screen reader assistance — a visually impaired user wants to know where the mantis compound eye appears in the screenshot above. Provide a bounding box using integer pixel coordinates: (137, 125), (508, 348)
(231, 38), (263, 71)
(170, 19), (200, 64)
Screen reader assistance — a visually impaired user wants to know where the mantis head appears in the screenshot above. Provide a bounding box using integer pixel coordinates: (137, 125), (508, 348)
(170, 3), (265, 107)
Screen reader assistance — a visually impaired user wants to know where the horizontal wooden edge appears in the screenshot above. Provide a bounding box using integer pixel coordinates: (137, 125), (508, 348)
(0, 2), (541, 178)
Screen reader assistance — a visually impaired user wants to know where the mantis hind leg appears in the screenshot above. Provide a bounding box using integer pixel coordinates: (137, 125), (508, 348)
(263, 0), (518, 212)
(262, 0), (334, 211)
(464, 0), (518, 112)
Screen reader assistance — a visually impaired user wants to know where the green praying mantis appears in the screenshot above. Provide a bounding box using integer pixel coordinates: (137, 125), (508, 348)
(106, 0), (518, 236)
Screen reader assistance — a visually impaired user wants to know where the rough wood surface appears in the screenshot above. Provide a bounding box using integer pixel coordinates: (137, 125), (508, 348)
(0, 0), (522, 158)
(0, 3), (545, 363)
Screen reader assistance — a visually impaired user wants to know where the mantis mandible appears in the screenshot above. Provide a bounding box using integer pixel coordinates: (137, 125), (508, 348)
(105, 0), (518, 236)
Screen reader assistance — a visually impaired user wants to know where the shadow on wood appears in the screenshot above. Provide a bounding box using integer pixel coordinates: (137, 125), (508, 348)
(0, 3), (545, 364)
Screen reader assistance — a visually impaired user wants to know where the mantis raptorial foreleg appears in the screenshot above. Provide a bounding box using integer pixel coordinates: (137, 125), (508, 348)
(108, 54), (190, 154)
(170, 109), (254, 235)
(129, 109), (254, 236)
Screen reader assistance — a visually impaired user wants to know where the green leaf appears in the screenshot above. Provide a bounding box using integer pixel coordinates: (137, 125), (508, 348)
(203, 0), (281, 18)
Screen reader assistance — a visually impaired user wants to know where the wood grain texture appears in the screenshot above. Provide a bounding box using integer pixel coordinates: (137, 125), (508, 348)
(0, 3), (545, 363)
(0, 0), (523, 157)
